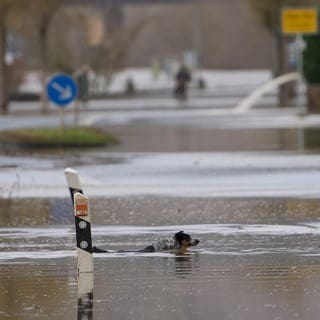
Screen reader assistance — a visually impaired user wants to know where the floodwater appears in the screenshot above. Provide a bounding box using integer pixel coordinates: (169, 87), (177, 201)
(1, 197), (320, 320)
(103, 122), (320, 152)
(2, 106), (320, 319)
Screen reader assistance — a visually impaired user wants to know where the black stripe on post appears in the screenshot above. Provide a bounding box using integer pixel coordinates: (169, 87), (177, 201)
(75, 216), (93, 254)
(69, 187), (83, 206)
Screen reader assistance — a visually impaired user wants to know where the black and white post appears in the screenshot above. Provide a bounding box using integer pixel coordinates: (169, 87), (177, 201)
(73, 192), (94, 273)
(64, 168), (94, 319)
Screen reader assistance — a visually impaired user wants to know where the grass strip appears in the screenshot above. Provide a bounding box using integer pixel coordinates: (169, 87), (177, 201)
(0, 127), (119, 148)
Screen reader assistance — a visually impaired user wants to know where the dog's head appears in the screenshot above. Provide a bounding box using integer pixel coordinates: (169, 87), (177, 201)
(175, 231), (199, 253)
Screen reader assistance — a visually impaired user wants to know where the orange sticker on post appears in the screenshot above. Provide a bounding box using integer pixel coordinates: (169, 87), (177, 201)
(75, 195), (89, 216)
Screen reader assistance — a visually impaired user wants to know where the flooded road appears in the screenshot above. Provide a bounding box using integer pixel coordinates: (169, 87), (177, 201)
(2, 105), (320, 319)
(1, 197), (320, 320)
(2, 222), (320, 320)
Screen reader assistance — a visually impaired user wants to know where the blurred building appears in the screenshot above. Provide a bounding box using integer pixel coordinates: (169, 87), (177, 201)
(121, 0), (273, 69)
(20, 0), (273, 71)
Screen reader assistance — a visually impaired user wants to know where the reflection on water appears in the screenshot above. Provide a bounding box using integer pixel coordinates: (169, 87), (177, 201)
(0, 198), (72, 227)
(0, 262), (77, 319)
(1, 196), (320, 227)
(106, 125), (320, 152)
(78, 292), (93, 320)
(174, 254), (200, 277)
(2, 254), (320, 319)
(92, 254), (320, 320)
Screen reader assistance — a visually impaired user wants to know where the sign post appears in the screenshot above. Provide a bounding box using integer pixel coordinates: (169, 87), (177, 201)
(47, 74), (78, 129)
(281, 7), (318, 114)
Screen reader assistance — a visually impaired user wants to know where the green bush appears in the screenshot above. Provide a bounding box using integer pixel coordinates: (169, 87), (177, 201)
(0, 127), (119, 149)
(303, 34), (320, 84)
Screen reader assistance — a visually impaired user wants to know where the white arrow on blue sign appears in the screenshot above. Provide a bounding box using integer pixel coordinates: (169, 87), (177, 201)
(47, 74), (78, 107)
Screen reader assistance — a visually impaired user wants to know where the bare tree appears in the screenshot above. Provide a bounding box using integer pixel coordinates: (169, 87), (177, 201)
(24, 0), (64, 113)
(18, 2), (147, 84)
(0, 0), (18, 115)
(103, 18), (147, 73)
(8, 1), (147, 108)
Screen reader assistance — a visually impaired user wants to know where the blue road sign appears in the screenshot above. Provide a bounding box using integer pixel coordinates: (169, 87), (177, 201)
(47, 74), (78, 107)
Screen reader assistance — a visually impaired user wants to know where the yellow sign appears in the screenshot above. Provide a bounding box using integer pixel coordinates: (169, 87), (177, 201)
(282, 7), (318, 34)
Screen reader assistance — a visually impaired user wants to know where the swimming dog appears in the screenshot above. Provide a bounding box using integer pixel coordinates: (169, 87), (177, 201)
(93, 231), (200, 255)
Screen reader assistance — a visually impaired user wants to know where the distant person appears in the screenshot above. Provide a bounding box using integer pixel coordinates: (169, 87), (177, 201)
(174, 65), (192, 100)
(73, 65), (91, 126)
(197, 77), (206, 90)
(125, 77), (136, 95)
(75, 65), (90, 108)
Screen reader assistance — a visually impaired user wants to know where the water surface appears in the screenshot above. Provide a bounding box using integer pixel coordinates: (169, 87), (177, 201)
(1, 203), (320, 320)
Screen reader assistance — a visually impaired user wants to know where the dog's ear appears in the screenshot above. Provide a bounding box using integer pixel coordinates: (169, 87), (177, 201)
(175, 231), (184, 237)
(175, 231), (185, 242)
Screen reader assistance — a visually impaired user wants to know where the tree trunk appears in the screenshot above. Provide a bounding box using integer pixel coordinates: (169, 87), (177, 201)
(0, 17), (8, 115)
(272, 5), (293, 108)
(306, 84), (320, 113)
(273, 29), (291, 107)
(39, 18), (49, 114)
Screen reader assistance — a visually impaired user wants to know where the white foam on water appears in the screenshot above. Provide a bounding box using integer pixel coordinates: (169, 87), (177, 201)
(1, 223), (320, 240)
(0, 227), (73, 239)
(92, 224), (320, 236)
(1, 223), (320, 261)
(93, 251), (173, 258)
(0, 250), (75, 261)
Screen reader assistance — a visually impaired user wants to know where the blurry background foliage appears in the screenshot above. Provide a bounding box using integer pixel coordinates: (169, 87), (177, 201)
(303, 33), (320, 84)
(0, 0), (145, 114)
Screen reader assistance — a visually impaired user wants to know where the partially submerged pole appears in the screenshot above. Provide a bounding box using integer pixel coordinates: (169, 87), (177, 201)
(64, 168), (93, 319)
(74, 192), (94, 319)
(73, 192), (93, 273)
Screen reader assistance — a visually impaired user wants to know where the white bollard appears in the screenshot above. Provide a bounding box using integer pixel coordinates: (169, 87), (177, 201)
(64, 168), (94, 319)
(64, 167), (83, 203)
(64, 168), (93, 273)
